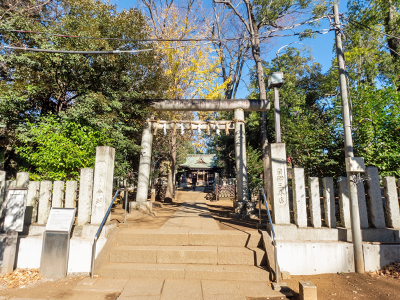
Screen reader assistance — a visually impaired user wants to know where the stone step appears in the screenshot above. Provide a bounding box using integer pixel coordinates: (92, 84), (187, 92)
(98, 263), (270, 281)
(110, 245), (266, 266)
(116, 229), (262, 248)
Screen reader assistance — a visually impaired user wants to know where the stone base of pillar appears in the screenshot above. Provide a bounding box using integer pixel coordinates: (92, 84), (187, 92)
(130, 201), (153, 214)
(232, 201), (258, 220)
(82, 223), (117, 239)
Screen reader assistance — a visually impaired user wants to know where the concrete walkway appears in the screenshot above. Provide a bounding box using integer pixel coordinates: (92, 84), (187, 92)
(161, 194), (219, 231)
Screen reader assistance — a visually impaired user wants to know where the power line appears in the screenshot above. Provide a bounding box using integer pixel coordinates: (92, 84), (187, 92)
(344, 16), (400, 41)
(0, 27), (332, 44)
(0, 40), (212, 54)
(0, 28), (246, 43)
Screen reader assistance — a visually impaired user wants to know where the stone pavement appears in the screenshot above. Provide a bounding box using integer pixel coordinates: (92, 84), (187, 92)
(72, 277), (286, 300)
(160, 193), (219, 230)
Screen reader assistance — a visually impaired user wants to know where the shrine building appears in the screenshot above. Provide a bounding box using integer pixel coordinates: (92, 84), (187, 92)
(178, 154), (221, 186)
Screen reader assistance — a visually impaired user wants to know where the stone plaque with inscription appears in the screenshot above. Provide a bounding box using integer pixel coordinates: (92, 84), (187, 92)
(3, 188), (28, 232)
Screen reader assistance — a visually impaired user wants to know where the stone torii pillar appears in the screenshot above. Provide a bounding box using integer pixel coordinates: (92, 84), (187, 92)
(234, 108), (249, 201)
(135, 99), (270, 204)
(135, 119), (154, 211)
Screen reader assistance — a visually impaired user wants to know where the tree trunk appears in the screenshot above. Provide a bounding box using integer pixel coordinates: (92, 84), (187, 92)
(385, 1), (400, 89)
(260, 111), (270, 199)
(386, 2), (399, 60)
(248, 14), (270, 198)
(165, 134), (176, 203)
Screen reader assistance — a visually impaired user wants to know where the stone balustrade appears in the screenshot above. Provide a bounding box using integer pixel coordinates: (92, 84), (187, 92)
(0, 168), (94, 227)
(277, 166), (400, 230)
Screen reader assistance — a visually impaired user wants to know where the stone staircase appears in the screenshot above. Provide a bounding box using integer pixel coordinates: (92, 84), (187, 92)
(98, 228), (270, 281)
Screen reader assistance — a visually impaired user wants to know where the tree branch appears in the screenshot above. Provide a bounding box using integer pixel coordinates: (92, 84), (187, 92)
(213, 0), (251, 34)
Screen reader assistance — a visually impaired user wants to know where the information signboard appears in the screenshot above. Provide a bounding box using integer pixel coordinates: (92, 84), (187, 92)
(45, 208), (76, 232)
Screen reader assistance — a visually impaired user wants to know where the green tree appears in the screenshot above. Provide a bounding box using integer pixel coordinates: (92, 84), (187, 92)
(350, 85), (400, 176)
(0, 0), (168, 178)
(346, 0), (400, 87)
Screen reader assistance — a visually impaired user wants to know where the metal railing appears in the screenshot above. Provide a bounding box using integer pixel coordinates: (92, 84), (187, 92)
(260, 188), (280, 285)
(90, 188), (126, 279)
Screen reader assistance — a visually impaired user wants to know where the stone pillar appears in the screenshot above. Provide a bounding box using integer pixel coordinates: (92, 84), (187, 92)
(91, 146), (115, 224)
(309, 177), (321, 228)
(38, 181), (52, 225)
(338, 177), (351, 228)
(0, 171), (6, 206)
(269, 143), (290, 224)
(365, 167), (385, 228)
(292, 168), (307, 228)
(383, 177), (400, 228)
(52, 181), (64, 208)
(25, 181), (40, 225)
(78, 168), (93, 226)
(136, 121), (153, 203)
(322, 177), (336, 228)
(234, 108), (249, 202)
(214, 173), (219, 187)
(356, 180), (369, 228)
(16, 172), (29, 188)
(65, 181), (78, 208)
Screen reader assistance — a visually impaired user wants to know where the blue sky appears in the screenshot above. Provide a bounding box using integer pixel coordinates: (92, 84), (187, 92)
(107, 0), (348, 98)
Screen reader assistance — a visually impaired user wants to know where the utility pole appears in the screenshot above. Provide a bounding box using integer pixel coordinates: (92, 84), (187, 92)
(333, 4), (365, 273)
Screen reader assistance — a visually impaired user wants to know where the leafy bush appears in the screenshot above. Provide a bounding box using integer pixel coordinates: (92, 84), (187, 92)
(17, 115), (112, 181)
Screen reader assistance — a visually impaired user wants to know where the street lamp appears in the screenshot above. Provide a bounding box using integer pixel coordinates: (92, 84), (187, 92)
(268, 72), (284, 143)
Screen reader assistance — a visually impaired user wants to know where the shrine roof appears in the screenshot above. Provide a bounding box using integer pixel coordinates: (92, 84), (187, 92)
(179, 154), (219, 170)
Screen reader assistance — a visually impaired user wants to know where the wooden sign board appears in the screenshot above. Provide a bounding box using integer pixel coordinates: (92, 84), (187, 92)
(4, 188), (28, 232)
(45, 208), (76, 233)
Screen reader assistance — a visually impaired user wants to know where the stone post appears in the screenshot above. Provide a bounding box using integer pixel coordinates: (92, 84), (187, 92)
(38, 181), (52, 225)
(365, 167), (385, 228)
(0, 171), (6, 206)
(299, 281), (317, 300)
(322, 177), (336, 228)
(78, 168), (93, 226)
(25, 181), (40, 225)
(2, 172), (28, 274)
(308, 177), (322, 228)
(215, 173), (219, 187)
(65, 181), (78, 208)
(91, 146), (115, 224)
(16, 172), (29, 188)
(234, 108), (249, 202)
(356, 180), (369, 228)
(292, 168), (307, 228)
(383, 177), (400, 228)
(136, 121), (153, 203)
(52, 181), (64, 208)
(338, 177), (351, 228)
(269, 143), (290, 224)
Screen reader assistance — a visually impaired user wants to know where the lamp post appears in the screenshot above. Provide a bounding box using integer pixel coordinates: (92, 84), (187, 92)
(268, 72), (284, 143)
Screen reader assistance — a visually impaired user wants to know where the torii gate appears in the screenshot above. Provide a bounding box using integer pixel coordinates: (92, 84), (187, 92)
(135, 99), (271, 209)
